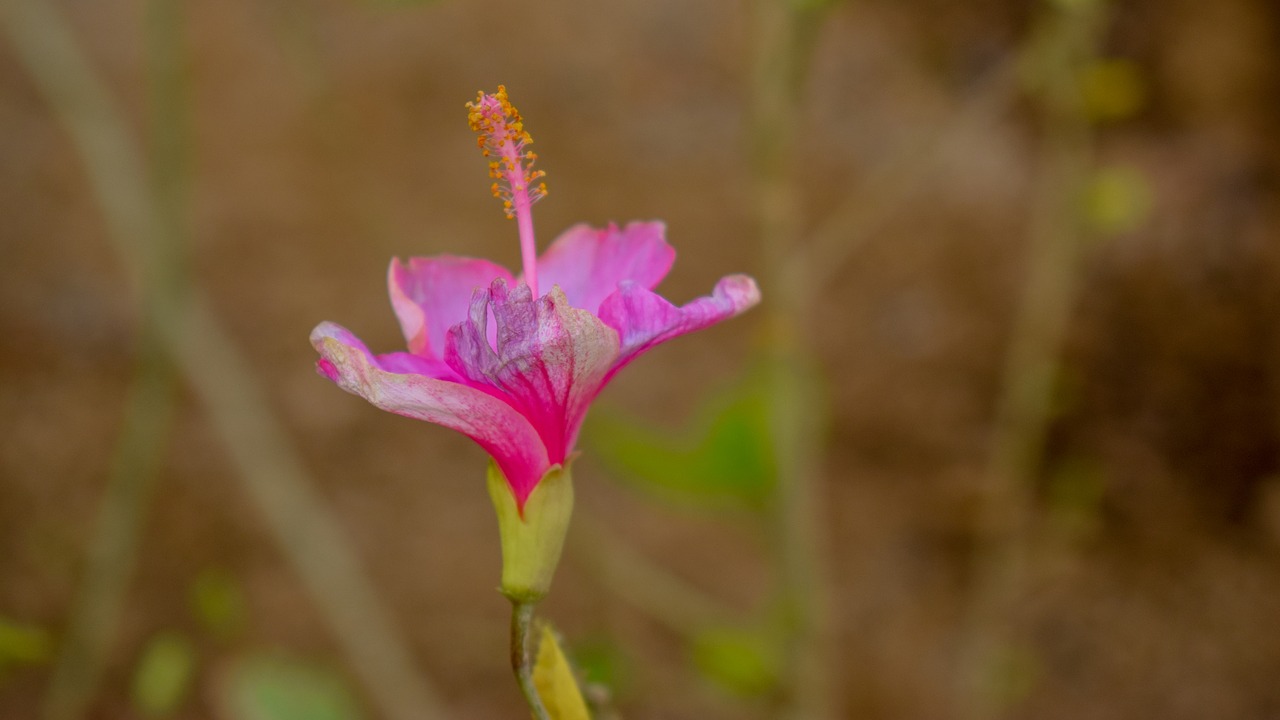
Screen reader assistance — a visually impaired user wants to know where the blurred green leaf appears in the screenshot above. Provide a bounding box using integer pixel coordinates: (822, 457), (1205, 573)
(1080, 58), (1145, 121)
(223, 654), (364, 720)
(132, 632), (196, 717)
(352, 0), (440, 7)
(790, 0), (845, 10)
(190, 567), (248, 640)
(587, 372), (777, 511)
(569, 635), (629, 698)
(1046, 456), (1107, 541)
(1085, 165), (1154, 236)
(1050, 0), (1106, 14)
(979, 642), (1041, 709)
(0, 617), (52, 667)
(690, 626), (779, 697)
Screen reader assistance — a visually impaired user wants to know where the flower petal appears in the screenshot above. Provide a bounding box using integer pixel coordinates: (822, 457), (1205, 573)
(597, 274), (762, 380)
(533, 221), (675, 312)
(388, 256), (513, 358)
(311, 321), (551, 503)
(446, 280), (621, 466)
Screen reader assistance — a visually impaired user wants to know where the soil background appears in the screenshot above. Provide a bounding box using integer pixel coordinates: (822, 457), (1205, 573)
(3, 0), (1280, 718)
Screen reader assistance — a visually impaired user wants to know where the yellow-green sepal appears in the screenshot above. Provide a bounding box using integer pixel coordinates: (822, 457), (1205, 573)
(533, 623), (591, 720)
(487, 460), (574, 603)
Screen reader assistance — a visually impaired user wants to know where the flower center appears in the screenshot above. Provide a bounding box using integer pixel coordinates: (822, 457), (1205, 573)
(467, 86), (547, 297)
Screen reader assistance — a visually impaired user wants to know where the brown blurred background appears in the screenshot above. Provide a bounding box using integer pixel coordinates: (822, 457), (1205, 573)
(2, 0), (1280, 718)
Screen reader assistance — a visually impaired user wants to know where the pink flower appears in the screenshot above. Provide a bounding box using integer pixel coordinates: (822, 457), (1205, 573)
(311, 87), (760, 511)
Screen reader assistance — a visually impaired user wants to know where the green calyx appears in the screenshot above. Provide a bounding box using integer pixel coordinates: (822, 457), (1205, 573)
(487, 461), (575, 603)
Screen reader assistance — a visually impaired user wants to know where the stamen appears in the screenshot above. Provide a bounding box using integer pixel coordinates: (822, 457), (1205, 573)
(467, 86), (547, 297)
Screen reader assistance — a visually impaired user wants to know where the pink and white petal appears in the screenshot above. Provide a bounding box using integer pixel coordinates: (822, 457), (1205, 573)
(388, 256), (513, 358)
(597, 274), (761, 380)
(532, 221), (675, 312)
(445, 280), (621, 464)
(311, 321), (551, 504)
(374, 351), (464, 381)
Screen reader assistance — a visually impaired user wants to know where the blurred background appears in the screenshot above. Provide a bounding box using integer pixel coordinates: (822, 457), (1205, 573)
(2, 0), (1279, 718)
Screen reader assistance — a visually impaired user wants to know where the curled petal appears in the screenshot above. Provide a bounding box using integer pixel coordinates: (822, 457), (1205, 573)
(533, 221), (675, 312)
(389, 256), (513, 358)
(597, 274), (762, 380)
(446, 280), (621, 466)
(311, 321), (551, 505)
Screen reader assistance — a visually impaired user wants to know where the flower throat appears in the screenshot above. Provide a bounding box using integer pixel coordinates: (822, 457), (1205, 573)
(466, 86), (548, 297)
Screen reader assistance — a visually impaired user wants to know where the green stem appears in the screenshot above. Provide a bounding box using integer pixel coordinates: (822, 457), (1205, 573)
(511, 601), (551, 720)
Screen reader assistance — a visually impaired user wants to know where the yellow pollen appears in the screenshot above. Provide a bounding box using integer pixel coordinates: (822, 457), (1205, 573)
(466, 85), (548, 220)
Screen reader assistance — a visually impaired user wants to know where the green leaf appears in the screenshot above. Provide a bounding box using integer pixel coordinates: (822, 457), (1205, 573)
(568, 636), (629, 697)
(350, 0), (440, 6)
(1085, 165), (1153, 236)
(1046, 456), (1107, 542)
(190, 568), (247, 640)
(977, 642), (1041, 709)
(1080, 58), (1145, 122)
(1050, 0), (1105, 14)
(132, 632), (196, 717)
(587, 371), (777, 512)
(223, 654), (364, 720)
(0, 617), (52, 667)
(690, 626), (779, 697)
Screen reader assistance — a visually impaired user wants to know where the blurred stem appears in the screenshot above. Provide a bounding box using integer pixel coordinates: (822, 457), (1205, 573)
(961, 2), (1105, 717)
(43, 1), (187, 717)
(511, 601), (551, 720)
(749, 1), (834, 718)
(0, 2), (448, 718)
(44, 334), (175, 720)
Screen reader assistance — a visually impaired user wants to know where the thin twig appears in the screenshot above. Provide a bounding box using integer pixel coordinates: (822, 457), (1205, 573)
(793, 57), (1020, 299)
(42, 3), (187, 716)
(571, 516), (740, 636)
(0, 2), (448, 718)
(959, 3), (1105, 718)
(749, 1), (835, 718)
(43, 333), (176, 720)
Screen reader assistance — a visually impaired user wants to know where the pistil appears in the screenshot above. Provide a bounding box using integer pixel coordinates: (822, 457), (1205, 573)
(467, 86), (548, 297)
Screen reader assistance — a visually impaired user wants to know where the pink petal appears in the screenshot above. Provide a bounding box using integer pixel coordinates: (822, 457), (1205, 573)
(388, 256), (513, 358)
(311, 321), (551, 505)
(597, 274), (762, 381)
(446, 279), (621, 467)
(533, 221), (675, 312)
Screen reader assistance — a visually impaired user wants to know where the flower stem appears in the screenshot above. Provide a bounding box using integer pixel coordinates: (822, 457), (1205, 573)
(510, 601), (552, 720)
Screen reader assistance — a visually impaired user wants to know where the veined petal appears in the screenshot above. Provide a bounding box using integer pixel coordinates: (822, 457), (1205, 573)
(446, 279), (621, 464)
(311, 321), (551, 504)
(597, 274), (762, 380)
(533, 221), (675, 312)
(388, 256), (513, 358)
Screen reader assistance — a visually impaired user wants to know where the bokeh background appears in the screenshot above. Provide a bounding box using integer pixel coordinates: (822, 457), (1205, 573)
(3, 0), (1280, 718)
